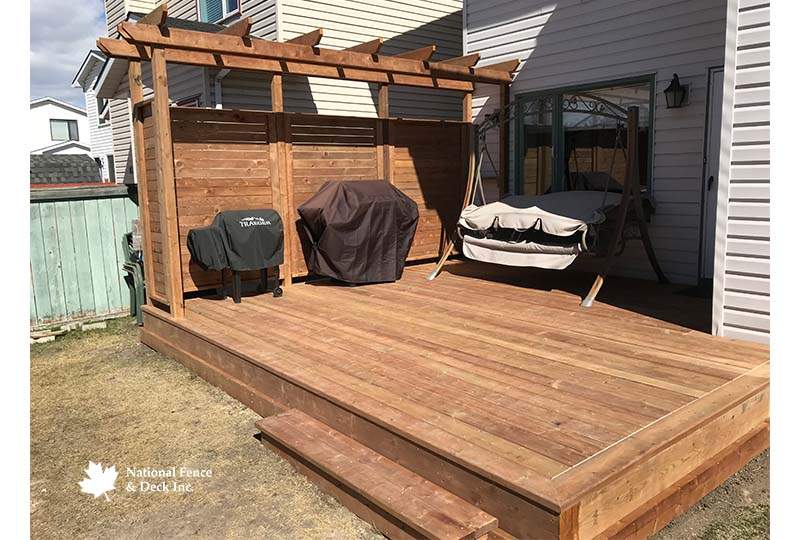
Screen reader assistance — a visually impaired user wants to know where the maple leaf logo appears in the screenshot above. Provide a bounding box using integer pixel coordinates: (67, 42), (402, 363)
(79, 462), (118, 501)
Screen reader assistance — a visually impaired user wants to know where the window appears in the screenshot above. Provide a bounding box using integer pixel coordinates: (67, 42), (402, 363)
(515, 77), (654, 195)
(175, 95), (201, 107)
(50, 119), (79, 141)
(97, 96), (109, 126)
(198, 0), (239, 23)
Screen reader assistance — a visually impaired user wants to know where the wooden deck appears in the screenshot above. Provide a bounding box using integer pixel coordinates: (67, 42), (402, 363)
(141, 261), (769, 539)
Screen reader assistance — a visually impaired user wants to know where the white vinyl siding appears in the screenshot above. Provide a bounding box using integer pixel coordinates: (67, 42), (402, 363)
(280, 0), (463, 119)
(465, 0), (728, 284)
(83, 61), (115, 179)
(713, 0), (770, 343)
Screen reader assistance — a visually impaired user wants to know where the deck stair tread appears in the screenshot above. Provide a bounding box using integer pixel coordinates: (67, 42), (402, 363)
(257, 409), (499, 540)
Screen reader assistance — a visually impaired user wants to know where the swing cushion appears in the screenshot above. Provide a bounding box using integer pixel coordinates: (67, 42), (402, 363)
(459, 191), (621, 237)
(458, 190), (622, 270)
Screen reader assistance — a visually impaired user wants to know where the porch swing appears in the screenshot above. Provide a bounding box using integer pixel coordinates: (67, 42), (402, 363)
(428, 94), (668, 307)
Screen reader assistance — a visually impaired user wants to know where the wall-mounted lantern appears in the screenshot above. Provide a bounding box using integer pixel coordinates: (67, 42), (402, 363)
(663, 73), (688, 109)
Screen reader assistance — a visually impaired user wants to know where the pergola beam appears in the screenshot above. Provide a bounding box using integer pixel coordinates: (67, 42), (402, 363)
(115, 22), (513, 84)
(219, 17), (252, 37)
(97, 37), (476, 91)
(137, 4), (168, 27)
(392, 45), (436, 61)
(345, 38), (383, 55)
(440, 53), (480, 68)
(476, 59), (521, 77)
(285, 28), (323, 47)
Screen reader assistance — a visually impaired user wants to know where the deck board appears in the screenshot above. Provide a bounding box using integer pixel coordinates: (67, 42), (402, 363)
(146, 260), (769, 537)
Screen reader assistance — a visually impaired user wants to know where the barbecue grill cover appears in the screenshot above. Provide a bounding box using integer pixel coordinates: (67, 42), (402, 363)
(298, 180), (419, 284)
(187, 225), (228, 271)
(212, 209), (284, 271)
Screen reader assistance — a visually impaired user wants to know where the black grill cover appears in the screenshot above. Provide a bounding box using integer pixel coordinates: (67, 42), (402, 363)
(297, 180), (419, 284)
(187, 225), (228, 271)
(212, 209), (284, 271)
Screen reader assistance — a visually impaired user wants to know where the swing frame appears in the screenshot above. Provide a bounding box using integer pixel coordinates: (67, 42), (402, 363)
(429, 100), (669, 307)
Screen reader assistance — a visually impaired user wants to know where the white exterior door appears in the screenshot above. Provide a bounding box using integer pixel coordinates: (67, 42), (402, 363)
(702, 67), (724, 280)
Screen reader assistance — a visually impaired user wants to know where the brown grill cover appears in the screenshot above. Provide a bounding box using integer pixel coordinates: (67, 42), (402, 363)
(297, 180), (419, 284)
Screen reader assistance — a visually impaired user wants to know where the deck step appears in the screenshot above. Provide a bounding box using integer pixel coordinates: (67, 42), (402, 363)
(256, 410), (499, 540)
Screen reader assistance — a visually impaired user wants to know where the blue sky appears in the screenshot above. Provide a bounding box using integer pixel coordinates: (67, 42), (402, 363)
(30, 0), (107, 107)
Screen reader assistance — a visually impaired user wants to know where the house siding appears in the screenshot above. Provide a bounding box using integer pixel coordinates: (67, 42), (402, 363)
(83, 62), (115, 180)
(107, 0), (208, 182)
(713, 0), (770, 343)
(465, 0), (729, 284)
(279, 0), (463, 119)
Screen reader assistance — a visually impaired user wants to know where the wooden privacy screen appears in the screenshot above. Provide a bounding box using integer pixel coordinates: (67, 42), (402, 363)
(171, 108), (276, 291)
(139, 107), (168, 302)
(136, 106), (469, 297)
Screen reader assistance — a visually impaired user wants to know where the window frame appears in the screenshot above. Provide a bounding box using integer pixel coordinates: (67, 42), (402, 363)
(196, 0), (240, 24)
(97, 97), (110, 126)
(513, 74), (656, 196)
(50, 118), (80, 142)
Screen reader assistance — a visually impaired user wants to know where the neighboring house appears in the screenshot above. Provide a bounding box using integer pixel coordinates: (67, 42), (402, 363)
(30, 97), (91, 155)
(464, 0), (769, 343)
(72, 50), (116, 181)
(93, 0), (463, 183)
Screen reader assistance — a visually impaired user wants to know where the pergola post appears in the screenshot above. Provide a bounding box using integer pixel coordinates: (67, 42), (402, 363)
(378, 84), (389, 118)
(271, 73), (284, 112)
(128, 60), (157, 306)
(377, 84), (390, 182)
(151, 47), (185, 317)
(462, 91), (473, 123)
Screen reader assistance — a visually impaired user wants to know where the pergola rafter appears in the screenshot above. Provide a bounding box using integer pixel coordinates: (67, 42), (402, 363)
(99, 15), (518, 91)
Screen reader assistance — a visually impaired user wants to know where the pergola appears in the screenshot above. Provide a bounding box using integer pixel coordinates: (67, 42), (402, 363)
(96, 5), (519, 318)
(98, 5), (516, 121)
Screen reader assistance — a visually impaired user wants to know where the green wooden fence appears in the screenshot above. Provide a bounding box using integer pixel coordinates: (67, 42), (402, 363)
(30, 185), (139, 329)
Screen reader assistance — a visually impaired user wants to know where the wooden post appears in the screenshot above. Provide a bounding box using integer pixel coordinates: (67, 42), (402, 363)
(378, 84), (389, 119)
(128, 60), (157, 306)
(499, 83), (510, 197)
(151, 47), (185, 318)
(271, 73), (284, 112)
(268, 113), (292, 288)
(282, 113), (296, 280)
(377, 84), (390, 182)
(462, 91), (473, 123)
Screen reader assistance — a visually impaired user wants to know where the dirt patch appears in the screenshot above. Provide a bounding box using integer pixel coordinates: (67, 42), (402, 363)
(654, 450), (769, 540)
(30, 318), (383, 540)
(31, 318), (769, 539)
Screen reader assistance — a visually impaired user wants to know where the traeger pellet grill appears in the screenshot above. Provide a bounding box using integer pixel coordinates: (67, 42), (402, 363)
(187, 209), (284, 303)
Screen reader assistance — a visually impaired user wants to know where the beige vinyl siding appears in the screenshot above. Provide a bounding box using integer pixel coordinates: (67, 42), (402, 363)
(167, 0), (196, 19)
(465, 0), (728, 284)
(209, 0), (278, 109)
(243, 0), (278, 38)
(104, 0), (127, 36)
(713, 0), (770, 343)
(280, 0), (463, 119)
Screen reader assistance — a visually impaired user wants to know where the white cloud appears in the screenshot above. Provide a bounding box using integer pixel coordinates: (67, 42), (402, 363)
(30, 0), (106, 106)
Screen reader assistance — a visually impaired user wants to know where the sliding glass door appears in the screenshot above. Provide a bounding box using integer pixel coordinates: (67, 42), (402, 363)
(514, 77), (654, 196)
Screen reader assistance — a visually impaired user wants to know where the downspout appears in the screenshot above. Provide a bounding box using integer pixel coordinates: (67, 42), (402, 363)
(214, 69), (231, 109)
